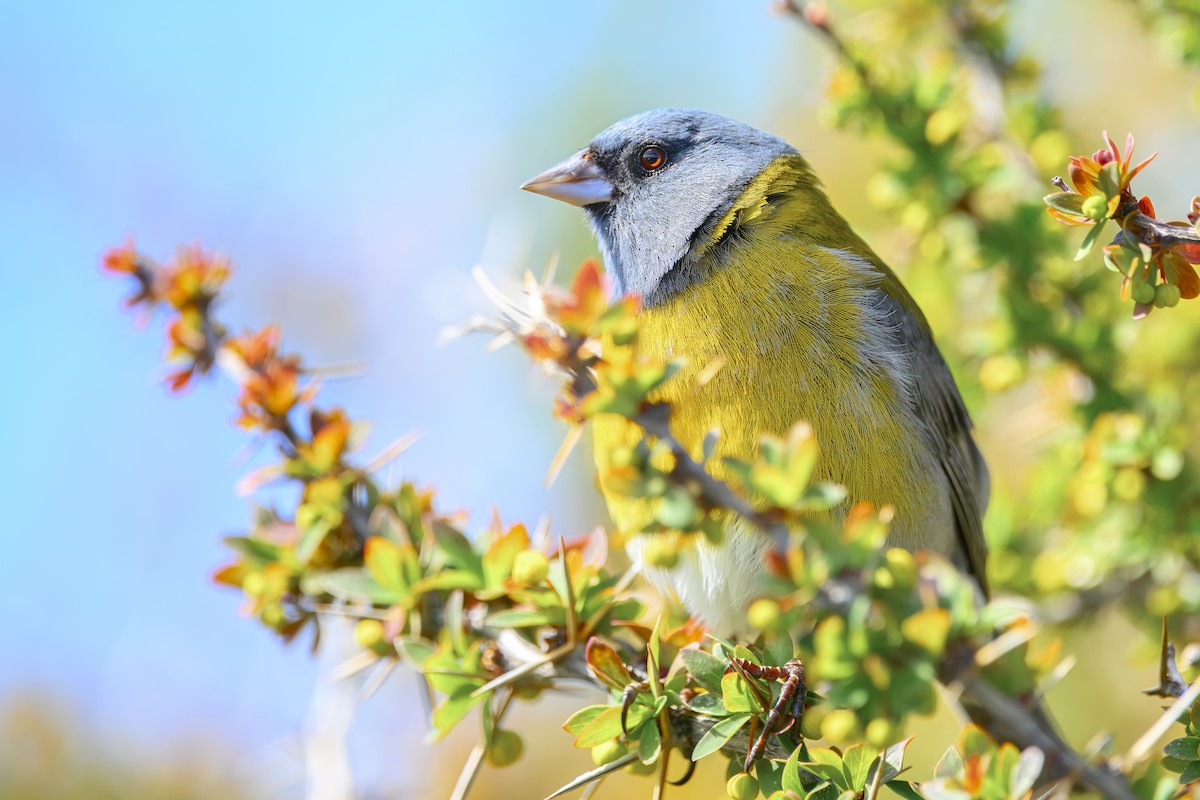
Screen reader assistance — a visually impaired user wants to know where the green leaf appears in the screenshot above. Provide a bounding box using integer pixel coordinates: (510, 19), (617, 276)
(755, 758), (787, 797)
(1010, 747), (1044, 800)
(901, 608), (952, 655)
(783, 743), (807, 794)
(313, 569), (400, 604)
(841, 745), (876, 791)
(748, 462), (801, 506)
(585, 638), (635, 692)
(429, 686), (486, 741)
(412, 569), (484, 593)
(691, 713), (752, 761)
(637, 720), (662, 764)
(732, 645), (761, 665)
(1074, 219), (1106, 261)
(484, 608), (563, 628)
(481, 524), (530, 589)
(1163, 756), (1188, 774)
(686, 692), (730, 716)
(867, 737), (913, 787)
(223, 535), (282, 564)
(681, 648), (728, 695)
(1164, 738), (1200, 761)
(803, 748), (848, 785)
(648, 615), (664, 690)
(365, 537), (419, 594)
(806, 781), (840, 800)
(1180, 760), (1200, 785)
(798, 483), (848, 510)
(1043, 192), (1085, 215)
(935, 747), (964, 781)
(395, 637), (434, 664)
(887, 780), (926, 800)
(295, 517), (333, 565)
(721, 671), (759, 713)
(575, 704), (652, 748)
(961, 725), (994, 761)
(564, 705), (608, 736)
(1099, 161), (1120, 197)
(432, 523), (484, 578)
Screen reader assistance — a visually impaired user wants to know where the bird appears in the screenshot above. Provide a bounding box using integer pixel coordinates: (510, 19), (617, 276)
(521, 109), (988, 636)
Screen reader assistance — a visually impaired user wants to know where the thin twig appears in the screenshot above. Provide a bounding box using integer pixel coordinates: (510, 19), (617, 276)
(449, 745), (487, 800)
(449, 690), (514, 800)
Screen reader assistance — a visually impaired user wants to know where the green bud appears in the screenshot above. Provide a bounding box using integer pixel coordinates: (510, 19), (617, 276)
(1081, 194), (1109, 221)
(1155, 283), (1182, 308)
(590, 739), (625, 766)
(512, 550), (550, 584)
(727, 772), (760, 800)
(486, 729), (524, 768)
(1132, 282), (1156, 305)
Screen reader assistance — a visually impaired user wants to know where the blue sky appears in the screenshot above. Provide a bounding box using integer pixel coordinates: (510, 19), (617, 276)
(4, 0), (1198, 795)
(0, 0), (797, 792)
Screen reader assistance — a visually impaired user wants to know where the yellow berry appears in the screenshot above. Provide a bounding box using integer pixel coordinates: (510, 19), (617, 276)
(885, 549), (917, 590)
(1112, 467), (1145, 501)
(590, 739), (626, 766)
(747, 598), (782, 631)
(486, 729), (524, 768)
(799, 703), (828, 740)
(727, 772), (760, 800)
(866, 718), (897, 748)
(512, 550), (550, 584)
(354, 618), (385, 650)
(821, 709), (861, 743)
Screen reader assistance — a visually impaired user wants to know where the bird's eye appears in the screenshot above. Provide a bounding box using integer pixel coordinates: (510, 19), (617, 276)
(638, 145), (667, 172)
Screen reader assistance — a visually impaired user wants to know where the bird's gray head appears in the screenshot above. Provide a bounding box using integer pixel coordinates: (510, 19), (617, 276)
(522, 109), (794, 304)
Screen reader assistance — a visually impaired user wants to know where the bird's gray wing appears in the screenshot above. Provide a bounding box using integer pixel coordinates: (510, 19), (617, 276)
(885, 293), (991, 597)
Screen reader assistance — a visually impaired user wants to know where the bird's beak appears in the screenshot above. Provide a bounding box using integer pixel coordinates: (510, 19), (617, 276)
(520, 150), (614, 207)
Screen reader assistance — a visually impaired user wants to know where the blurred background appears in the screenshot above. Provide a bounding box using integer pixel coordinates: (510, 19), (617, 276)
(2, 1), (1198, 798)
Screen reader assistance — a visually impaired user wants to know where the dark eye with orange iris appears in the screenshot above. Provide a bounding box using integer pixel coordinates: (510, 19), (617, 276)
(639, 145), (667, 172)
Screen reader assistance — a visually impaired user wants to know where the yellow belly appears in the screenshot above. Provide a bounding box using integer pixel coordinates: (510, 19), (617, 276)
(592, 245), (950, 631)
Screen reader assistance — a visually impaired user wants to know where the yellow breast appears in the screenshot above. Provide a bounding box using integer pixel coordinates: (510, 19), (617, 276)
(592, 156), (945, 547)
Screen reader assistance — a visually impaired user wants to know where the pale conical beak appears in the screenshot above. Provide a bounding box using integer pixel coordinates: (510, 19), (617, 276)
(520, 149), (614, 207)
